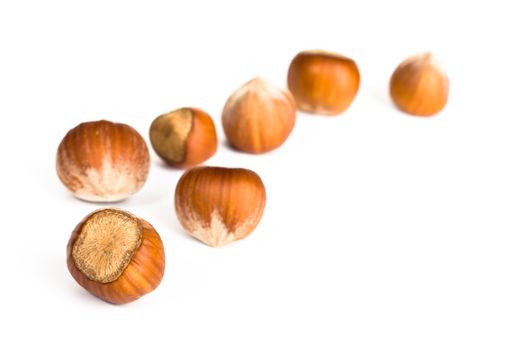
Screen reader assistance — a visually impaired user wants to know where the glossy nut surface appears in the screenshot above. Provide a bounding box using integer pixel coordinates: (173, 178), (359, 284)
(287, 50), (360, 115)
(56, 120), (150, 202)
(390, 52), (449, 116)
(222, 77), (296, 154)
(149, 107), (217, 168)
(175, 166), (266, 247)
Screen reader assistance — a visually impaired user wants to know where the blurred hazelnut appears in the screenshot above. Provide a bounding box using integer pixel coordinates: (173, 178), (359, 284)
(390, 52), (449, 116)
(222, 77), (296, 154)
(287, 50), (360, 115)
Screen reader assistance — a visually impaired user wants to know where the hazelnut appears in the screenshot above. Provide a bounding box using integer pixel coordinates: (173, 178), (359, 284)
(175, 166), (266, 247)
(56, 120), (150, 202)
(149, 107), (218, 168)
(67, 208), (165, 304)
(287, 50), (360, 115)
(222, 77), (296, 154)
(390, 52), (449, 116)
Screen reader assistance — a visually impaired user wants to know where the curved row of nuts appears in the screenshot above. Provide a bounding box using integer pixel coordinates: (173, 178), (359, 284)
(57, 50), (450, 304)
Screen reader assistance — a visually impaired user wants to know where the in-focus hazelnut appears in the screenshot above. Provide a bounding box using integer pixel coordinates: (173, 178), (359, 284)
(222, 77), (296, 154)
(287, 50), (360, 115)
(67, 208), (165, 304)
(175, 166), (266, 247)
(390, 52), (449, 116)
(56, 120), (150, 202)
(149, 107), (218, 168)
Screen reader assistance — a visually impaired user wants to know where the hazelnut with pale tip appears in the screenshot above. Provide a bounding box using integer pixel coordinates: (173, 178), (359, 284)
(56, 120), (150, 202)
(175, 166), (266, 247)
(222, 77), (296, 154)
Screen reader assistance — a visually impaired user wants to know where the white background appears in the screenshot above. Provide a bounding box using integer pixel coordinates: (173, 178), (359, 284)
(1, 0), (504, 349)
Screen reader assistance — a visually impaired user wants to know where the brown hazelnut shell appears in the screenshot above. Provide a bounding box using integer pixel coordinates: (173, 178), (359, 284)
(175, 166), (266, 247)
(222, 77), (296, 154)
(67, 209), (165, 304)
(287, 50), (360, 115)
(149, 107), (217, 168)
(56, 120), (150, 202)
(390, 53), (449, 116)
